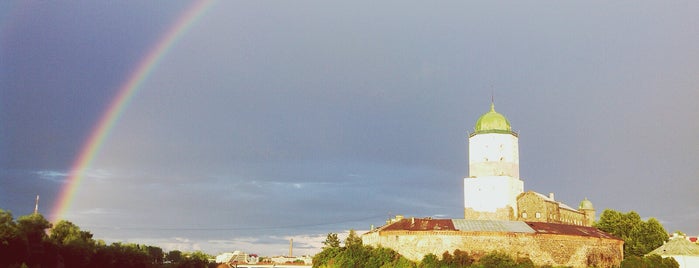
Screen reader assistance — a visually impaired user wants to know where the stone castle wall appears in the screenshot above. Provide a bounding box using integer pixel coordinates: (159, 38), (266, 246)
(362, 230), (623, 268)
(516, 191), (593, 227)
(464, 207), (514, 221)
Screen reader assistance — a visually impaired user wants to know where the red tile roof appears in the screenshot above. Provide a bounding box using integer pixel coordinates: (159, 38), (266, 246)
(525, 222), (621, 240)
(381, 218), (456, 231)
(375, 218), (621, 240)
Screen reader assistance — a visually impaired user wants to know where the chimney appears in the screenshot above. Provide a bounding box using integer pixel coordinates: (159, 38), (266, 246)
(549, 192), (555, 200)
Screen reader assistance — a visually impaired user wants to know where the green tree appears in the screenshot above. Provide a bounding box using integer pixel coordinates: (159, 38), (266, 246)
(478, 251), (517, 268)
(312, 246), (341, 267)
(322, 232), (341, 249)
(595, 209), (669, 257)
(145, 245), (164, 264)
(179, 251), (212, 268)
(167, 249), (183, 263)
(0, 209), (26, 267)
(621, 254), (679, 268)
(418, 253), (439, 268)
(345, 229), (363, 248)
(451, 249), (474, 267)
(16, 213), (51, 267)
(50, 220), (96, 268)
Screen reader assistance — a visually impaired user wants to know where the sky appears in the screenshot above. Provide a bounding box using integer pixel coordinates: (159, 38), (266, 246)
(2, 0), (699, 257)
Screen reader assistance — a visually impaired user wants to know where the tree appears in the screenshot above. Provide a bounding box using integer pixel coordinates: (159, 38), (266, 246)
(167, 249), (183, 263)
(50, 220), (96, 268)
(478, 251), (518, 268)
(345, 229), (362, 248)
(0, 209), (26, 267)
(418, 253), (439, 268)
(322, 233), (341, 249)
(595, 209), (669, 257)
(145, 245), (164, 264)
(16, 213), (51, 267)
(451, 249), (474, 267)
(621, 254), (679, 268)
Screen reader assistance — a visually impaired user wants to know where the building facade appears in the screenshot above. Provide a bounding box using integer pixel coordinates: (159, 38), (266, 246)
(362, 102), (622, 267)
(464, 103), (594, 227)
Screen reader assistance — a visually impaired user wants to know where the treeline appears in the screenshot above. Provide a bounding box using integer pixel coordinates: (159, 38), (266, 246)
(595, 209), (680, 268)
(314, 208), (682, 268)
(312, 230), (536, 268)
(0, 209), (215, 268)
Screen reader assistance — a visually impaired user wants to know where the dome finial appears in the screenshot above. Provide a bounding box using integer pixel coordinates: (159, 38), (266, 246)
(490, 88), (496, 111)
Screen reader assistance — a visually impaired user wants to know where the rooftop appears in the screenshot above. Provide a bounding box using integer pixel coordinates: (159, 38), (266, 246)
(648, 237), (699, 256)
(371, 218), (621, 240)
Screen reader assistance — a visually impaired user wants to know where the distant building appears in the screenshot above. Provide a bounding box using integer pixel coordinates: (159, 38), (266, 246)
(215, 251), (258, 265)
(270, 255), (313, 265)
(363, 103), (623, 268)
(648, 234), (699, 268)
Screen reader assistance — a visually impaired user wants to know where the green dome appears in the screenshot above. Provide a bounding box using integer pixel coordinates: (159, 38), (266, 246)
(474, 103), (512, 133)
(579, 198), (594, 210)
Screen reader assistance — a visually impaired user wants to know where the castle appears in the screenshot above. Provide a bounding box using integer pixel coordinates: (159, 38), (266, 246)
(362, 103), (623, 268)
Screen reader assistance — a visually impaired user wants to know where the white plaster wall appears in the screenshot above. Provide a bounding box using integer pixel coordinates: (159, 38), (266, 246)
(665, 255), (699, 268)
(464, 176), (523, 214)
(469, 133), (519, 178)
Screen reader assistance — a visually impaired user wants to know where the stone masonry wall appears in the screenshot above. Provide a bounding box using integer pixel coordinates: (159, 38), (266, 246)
(362, 230), (622, 268)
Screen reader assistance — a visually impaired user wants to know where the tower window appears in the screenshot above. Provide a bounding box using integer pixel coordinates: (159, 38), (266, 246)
(522, 212), (527, 218)
(535, 212), (541, 219)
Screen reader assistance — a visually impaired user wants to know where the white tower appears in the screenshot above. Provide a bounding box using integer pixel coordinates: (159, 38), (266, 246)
(464, 103), (523, 220)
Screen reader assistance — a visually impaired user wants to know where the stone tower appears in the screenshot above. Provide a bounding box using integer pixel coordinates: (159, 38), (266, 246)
(579, 198), (596, 226)
(464, 103), (523, 220)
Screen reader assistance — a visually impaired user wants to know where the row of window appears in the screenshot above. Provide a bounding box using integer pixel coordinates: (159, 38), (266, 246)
(520, 212), (585, 225)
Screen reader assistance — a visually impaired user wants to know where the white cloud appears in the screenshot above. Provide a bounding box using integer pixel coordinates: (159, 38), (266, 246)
(34, 170), (68, 182)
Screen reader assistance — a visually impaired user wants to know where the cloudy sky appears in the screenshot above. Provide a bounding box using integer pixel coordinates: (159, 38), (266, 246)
(2, 0), (698, 256)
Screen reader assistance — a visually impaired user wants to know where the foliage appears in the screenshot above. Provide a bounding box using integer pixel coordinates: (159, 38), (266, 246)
(166, 249), (183, 263)
(0, 209), (180, 268)
(313, 238), (415, 268)
(620, 254), (679, 268)
(595, 209), (669, 257)
(322, 232), (341, 249)
(477, 251), (518, 268)
(345, 229), (363, 248)
(418, 253), (439, 268)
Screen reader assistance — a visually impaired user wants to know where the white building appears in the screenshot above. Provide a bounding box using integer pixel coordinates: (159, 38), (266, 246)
(215, 251), (258, 265)
(648, 235), (699, 268)
(464, 103), (523, 220)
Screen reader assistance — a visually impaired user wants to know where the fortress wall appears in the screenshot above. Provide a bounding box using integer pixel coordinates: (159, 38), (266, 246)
(362, 230), (622, 268)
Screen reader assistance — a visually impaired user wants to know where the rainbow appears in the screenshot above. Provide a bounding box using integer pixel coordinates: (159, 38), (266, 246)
(50, 0), (215, 222)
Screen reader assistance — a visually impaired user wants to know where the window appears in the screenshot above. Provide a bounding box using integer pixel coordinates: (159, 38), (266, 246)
(522, 212), (527, 218)
(535, 212), (541, 219)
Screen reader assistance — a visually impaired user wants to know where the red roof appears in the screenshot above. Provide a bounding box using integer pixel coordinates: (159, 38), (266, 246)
(375, 218), (621, 240)
(381, 218), (456, 231)
(525, 222), (621, 239)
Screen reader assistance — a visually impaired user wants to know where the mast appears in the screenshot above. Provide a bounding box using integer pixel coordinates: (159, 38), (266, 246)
(34, 195), (39, 215)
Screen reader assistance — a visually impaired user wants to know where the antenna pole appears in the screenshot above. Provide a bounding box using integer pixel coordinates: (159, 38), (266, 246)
(289, 238), (293, 257)
(34, 195), (39, 215)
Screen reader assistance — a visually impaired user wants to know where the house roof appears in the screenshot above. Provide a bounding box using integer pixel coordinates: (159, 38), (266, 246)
(372, 218), (621, 240)
(380, 218), (456, 231)
(525, 221), (621, 239)
(648, 237), (699, 256)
